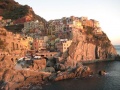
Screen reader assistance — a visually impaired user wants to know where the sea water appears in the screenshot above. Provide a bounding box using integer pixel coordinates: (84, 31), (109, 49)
(42, 45), (120, 90)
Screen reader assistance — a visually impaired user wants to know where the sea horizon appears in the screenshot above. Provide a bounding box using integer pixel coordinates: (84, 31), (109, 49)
(114, 45), (120, 55)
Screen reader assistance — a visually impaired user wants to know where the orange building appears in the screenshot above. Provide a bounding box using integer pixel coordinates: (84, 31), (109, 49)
(0, 16), (3, 20)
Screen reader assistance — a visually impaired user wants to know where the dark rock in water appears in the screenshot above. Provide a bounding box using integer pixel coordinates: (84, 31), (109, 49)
(98, 70), (106, 75)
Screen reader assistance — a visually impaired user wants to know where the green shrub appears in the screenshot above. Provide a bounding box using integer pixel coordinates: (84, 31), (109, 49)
(2, 5), (29, 20)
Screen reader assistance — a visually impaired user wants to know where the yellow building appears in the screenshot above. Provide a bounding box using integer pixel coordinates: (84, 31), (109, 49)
(56, 39), (72, 52)
(73, 20), (83, 29)
(62, 40), (72, 52)
(20, 36), (33, 50)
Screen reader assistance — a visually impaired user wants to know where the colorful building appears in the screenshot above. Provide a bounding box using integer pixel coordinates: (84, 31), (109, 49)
(32, 38), (47, 51)
(56, 39), (72, 52)
(0, 28), (33, 56)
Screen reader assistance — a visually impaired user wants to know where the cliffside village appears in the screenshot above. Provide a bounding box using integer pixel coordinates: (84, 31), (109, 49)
(0, 16), (103, 60)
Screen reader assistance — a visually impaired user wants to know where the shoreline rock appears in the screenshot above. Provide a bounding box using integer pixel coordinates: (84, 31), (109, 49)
(48, 66), (92, 81)
(0, 56), (93, 89)
(0, 55), (119, 89)
(0, 56), (51, 90)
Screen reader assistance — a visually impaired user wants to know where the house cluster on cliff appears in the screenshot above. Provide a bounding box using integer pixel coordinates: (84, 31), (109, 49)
(22, 20), (45, 37)
(0, 16), (105, 58)
(48, 16), (103, 38)
(20, 16), (104, 54)
(0, 15), (34, 28)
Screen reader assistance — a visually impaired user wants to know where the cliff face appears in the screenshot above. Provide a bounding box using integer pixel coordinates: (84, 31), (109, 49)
(65, 27), (117, 67)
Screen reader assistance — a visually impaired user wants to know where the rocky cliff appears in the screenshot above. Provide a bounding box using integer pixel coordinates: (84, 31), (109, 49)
(65, 27), (117, 67)
(0, 0), (47, 33)
(0, 0), (46, 22)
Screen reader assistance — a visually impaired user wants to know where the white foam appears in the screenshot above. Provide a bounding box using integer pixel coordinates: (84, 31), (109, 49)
(106, 71), (120, 76)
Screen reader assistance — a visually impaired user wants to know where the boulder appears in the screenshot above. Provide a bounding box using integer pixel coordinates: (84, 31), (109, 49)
(54, 63), (60, 71)
(76, 62), (83, 67)
(46, 60), (55, 67)
(11, 72), (25, 82)
(0, 56), (15, 69)
(81, 66), (92, 77)
(32, 59), (46, 71)
(49, 73), (57, 80)
(54, 63), (66, 71)
(0, 68), (5, 80)
(3, 69), (16, 82)
(98, 70), (106, 75)
(19, 70), (35, 77)
(46, 58), (57, 67)
(59, 64), (66, 71)
(44, 67), (55, 73)
(53, 66), (92, 81)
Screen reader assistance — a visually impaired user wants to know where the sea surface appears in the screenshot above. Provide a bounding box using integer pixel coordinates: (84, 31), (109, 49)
(42, 45), (120, 90)
(114, 45), (120, 55)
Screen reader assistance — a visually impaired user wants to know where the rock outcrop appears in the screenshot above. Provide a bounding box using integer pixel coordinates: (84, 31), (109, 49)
(0, 56), (51, 89)
(30, 59), (46, 71)
(54, 66), (92, 81)
(65, 27), (117, 68)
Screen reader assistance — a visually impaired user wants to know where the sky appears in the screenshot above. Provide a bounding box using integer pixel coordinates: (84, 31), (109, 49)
(14, 0), (120, 45)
